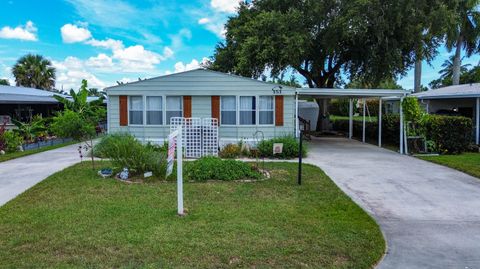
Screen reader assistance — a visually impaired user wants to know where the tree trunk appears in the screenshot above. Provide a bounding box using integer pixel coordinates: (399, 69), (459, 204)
(452, 35), (463, 85)
(414, 59), (422, 92)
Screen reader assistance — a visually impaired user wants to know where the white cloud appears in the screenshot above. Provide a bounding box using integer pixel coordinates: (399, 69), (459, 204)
(163, 47), (174, 59)
(210, 0), (242, 13)
(0, 21), (37, 41)
(86, 38), (124, 51)
(173, 57), (209, 73)
(85, 53), (114, 69)
(60, 23), (92, 43)
(53, 56), (106, 90)
(112, 45), (162, 70)
(198, 18), (210, 24)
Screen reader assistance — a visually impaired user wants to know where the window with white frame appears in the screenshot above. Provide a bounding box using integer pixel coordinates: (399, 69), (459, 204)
(240, 96), (256, 125)
(129, 96), (143, 125)
(221, 96), (236, 125)
(259, 96), (274, 125)
(166, 96), (182, 124)
(146, 96), (163, 125)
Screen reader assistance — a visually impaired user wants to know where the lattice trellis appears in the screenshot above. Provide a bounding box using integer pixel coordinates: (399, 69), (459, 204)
(170, 117), (218, 158)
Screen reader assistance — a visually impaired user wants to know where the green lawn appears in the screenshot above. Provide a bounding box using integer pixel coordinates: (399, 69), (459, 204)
(419, 153), (480, 179)
(0, 140), (78, 163)
(330, 115), (378, 122)
(0, 162), (385, 268)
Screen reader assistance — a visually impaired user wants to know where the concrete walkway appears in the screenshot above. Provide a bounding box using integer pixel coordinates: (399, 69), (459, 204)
(305, 137), (480, 268)
(0, 143), (82, 206)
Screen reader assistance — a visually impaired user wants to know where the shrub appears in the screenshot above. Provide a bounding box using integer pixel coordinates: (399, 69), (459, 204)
(186, 156), (261, 181)
(94, 133), (167, 178)
(219, 144), (241, 158)
(331, 115), (399, 145)
(329, 99), (357, 116)
(257, 136), (306, 158)
(425, 115), (472, 154)
(358, 99), (380, 116)
(3, 131), (24, 153)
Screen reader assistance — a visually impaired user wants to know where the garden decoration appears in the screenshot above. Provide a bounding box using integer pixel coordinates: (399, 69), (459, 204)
(119, 168), (129, 180)
(253, 130), (265, 171)
(98, 168), (113, 179)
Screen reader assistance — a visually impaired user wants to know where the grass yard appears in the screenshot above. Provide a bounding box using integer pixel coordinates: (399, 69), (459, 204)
(0, 140), (78, 163)
(0, 162), (385, 268)
(419, 153), (480, 179)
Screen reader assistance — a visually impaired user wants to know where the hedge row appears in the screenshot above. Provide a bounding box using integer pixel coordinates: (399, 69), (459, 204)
(331, 115), (473, 154)
(331, 114), (400, 146)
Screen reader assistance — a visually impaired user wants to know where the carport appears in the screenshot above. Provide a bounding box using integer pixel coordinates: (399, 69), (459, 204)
(295, 88), (409, 153)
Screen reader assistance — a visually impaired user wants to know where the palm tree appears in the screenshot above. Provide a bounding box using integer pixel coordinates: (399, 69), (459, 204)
(12, 54), (56, 90)
(445, 0), (480, 85)
(439, 55), (471, 80)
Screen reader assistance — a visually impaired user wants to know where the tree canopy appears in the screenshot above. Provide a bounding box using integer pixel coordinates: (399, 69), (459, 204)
(12, 54), (56, 90)
(0, 79), (9, 86)
(209, 0), (457, 88)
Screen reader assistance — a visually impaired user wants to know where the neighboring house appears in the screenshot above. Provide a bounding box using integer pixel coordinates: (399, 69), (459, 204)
(0, 85), (63, 125)
(105, 69), (296, 145)
(385, 83), (480, 144)
(0, 85), (105, 128)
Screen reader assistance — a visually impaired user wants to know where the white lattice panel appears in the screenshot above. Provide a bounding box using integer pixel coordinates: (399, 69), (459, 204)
(170, 117), (218, 158)
(202, 118), (219, 156)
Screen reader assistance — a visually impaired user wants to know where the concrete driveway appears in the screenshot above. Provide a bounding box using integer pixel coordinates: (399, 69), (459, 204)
(0, 143), (81, 206)
(305, 137), (480, 268)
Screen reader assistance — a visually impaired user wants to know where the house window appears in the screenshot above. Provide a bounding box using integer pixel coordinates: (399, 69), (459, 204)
(129, 96), (143, 125)
(259, 96), (274, 125)
(240, 96), (256, 125)
(166, 96), (182, 124)
(221, 96), (236, 125)
(146, 96), (162, 125)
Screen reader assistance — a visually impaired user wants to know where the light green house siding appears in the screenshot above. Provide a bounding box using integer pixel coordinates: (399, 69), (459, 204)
(106, 69), (297, 145)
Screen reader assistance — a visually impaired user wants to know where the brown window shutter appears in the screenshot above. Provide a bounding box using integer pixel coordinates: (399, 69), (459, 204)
(211, 96), (220, 121)
(183, 96), (192, 118)
(275, 95), (284, 126)
(119, 95), (128, 126)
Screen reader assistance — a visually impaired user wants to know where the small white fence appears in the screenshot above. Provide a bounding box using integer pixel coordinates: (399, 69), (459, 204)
(170, 117), (219, 158)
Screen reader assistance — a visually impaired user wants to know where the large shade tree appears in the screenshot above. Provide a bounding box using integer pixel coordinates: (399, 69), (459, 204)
(209, 0), (454, 89)
(12, 54), (56, 90)
(445, 0), (480, 85)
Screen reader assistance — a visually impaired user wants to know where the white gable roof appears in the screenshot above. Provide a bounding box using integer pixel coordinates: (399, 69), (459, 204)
(104, 68), (296, 95)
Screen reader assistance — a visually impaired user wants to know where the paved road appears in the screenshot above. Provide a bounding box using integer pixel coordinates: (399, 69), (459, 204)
(0, 143), (81, 206)
(305, 137), (480, 268)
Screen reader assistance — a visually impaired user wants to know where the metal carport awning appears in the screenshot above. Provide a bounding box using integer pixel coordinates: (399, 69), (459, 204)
(295, 88), (410, 154)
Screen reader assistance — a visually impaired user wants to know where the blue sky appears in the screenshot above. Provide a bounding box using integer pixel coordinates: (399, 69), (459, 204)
(0, 0), (479, 91)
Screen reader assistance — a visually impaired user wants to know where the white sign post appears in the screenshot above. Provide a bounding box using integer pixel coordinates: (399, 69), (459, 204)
(167, 126), (184, 216)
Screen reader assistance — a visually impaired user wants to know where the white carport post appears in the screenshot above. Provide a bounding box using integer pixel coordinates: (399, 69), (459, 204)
(378, 98), (382, 147)
(362, 98), (366, 142)
(399, 96), (404, 154)
(476, 97), (479, 144)
(348, 98), (353, 139)
(295, 92), (299, 138)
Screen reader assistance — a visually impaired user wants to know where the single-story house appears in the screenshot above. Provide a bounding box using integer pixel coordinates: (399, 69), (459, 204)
(385, 83), (480, 144)
(0, 85), (105, 128)
(105, 69), (297, 145)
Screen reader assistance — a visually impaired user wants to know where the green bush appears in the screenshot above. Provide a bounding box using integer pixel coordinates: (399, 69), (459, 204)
(2, 131), (24, 153)
(331, 114), (473, 154)
(186, 156), (261, 181)
(257, 136), (306, 158)
(329, 99), (357, 116)
(331, 115), (399, 145)
(219, 144), (242, 158)
(94, 133), (167, 178)
(425, 115), (472, 154)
